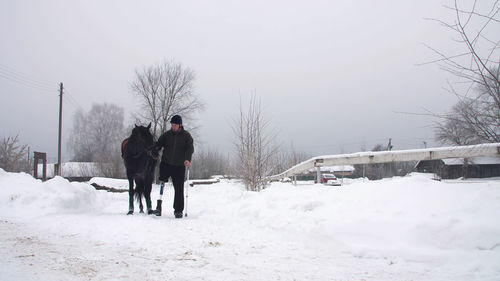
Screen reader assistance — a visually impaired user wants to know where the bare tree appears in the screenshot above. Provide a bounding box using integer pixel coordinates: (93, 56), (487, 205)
(68, 103), (126, 177)
(69, 110), (93, 161)
(131, 59), (204, 138)
(435, 99), (485, 145)
(426, 0), (499, 144)
(0, 135), (29, 173)
(233, 95), (278, 191)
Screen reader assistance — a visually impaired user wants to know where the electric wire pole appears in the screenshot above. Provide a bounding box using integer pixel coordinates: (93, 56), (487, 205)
(56, 82), (63, 176)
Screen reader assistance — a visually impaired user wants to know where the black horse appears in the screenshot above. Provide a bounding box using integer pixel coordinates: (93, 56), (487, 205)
(122, 123), (158, 215)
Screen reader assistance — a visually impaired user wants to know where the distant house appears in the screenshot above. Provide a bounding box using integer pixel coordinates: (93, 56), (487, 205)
(296, 165), (355, 180)
(318, 165), (355, 177)
(415, 157), (500, 179)
(36, 162), (111, 181)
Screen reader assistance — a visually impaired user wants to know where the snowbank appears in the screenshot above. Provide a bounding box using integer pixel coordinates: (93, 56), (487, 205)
(0, 171), (107, 218)
(1, 169), (499, 280)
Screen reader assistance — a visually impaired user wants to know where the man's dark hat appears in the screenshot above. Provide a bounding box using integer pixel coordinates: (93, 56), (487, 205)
(171, 115), (182, 125)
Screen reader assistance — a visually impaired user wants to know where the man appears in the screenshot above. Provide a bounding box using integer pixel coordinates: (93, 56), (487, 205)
(155, 115), (194, 218)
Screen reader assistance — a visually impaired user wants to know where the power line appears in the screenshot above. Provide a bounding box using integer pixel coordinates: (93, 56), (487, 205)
(64, 89), (85, 112)
(0, 64), (54, 87)
(0, 64), (57, 93)
(0, 70), (56, 92)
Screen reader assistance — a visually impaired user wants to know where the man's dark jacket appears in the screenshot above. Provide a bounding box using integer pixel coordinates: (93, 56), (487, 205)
(156, 127), (194, 166)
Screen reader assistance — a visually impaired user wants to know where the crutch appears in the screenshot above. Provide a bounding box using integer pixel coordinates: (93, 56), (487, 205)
(184, 167), (190, 217)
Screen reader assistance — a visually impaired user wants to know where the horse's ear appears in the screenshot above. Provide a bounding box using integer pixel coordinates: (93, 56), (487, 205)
(135, 124), (138, 128)
(147, 123), (151, 129)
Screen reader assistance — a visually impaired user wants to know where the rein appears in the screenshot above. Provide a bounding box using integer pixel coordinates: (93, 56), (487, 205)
(145, 145), (160, 160)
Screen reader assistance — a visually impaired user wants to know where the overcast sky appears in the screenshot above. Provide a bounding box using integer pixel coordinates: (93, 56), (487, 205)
(1, 0), (474, 162)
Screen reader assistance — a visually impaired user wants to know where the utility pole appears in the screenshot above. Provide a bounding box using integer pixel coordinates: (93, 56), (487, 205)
(56, 82), (63, 176)
(387, 138), (393, 177)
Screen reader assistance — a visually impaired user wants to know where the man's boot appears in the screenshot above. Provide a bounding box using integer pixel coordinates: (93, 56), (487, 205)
(154, 199), (162, 216)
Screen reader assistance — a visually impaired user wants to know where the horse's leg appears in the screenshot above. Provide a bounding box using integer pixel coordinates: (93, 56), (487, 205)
(127, 176), (134, 215)
(137, 178), (144, 213)
(146, 195), (153, 214)
(145, 179), (153, 214)
(131, 176), (145, 214)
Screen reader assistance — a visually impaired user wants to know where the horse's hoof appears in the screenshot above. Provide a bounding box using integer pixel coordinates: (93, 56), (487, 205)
(127, 211), (134, 215)
(147, 210), (155, 215)
(140, 210), (144, 214)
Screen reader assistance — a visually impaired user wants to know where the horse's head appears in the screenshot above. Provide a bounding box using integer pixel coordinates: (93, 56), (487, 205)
(131, 123), (154, 146)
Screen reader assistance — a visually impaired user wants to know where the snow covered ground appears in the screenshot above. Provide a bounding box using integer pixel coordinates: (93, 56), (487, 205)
(1, 168), (499, 280)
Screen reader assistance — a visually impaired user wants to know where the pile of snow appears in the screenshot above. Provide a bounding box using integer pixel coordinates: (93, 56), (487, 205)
(0, 170), (105, 217)
(1, 168), (499, 280)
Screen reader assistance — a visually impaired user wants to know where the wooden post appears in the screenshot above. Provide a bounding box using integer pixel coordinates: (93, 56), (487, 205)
(33, 152), (47, 181)
(56, 82), (63, 176)
(316, 167), (321, 184)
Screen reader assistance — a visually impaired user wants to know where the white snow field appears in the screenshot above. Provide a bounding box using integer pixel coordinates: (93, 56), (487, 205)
(1, 168), (499, 280)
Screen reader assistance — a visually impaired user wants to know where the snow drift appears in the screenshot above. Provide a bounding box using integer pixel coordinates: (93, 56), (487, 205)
(1, 168), (499, 280)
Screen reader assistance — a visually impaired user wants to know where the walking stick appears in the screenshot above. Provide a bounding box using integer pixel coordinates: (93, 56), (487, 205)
(184, 167), (190, 217)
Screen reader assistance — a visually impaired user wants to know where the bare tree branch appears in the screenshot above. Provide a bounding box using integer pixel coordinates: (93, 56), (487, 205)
(131, 59), (205, 138)
(423, 0), (500, 145)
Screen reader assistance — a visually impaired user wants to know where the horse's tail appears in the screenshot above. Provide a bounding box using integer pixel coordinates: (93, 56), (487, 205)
(134, 184), (145, 203)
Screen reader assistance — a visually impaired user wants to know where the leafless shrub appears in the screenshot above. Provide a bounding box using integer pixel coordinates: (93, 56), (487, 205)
(232, 95), (278, 191)
(0, 135), (29, 173)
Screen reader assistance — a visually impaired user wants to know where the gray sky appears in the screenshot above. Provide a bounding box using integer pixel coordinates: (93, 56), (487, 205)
(1, 0), (469, 162)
